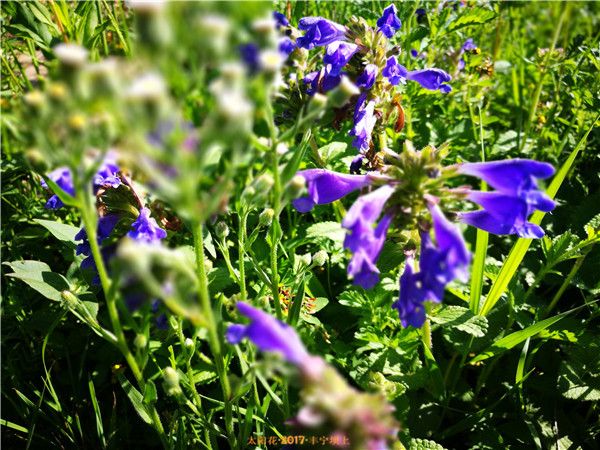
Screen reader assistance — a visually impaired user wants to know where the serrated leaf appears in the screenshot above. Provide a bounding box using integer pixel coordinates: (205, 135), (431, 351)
(409, 437), (447, 450)
(445, 8), (497, 34)
(557, 361), (600, 401)
(318, 141), (347, 164)
(431, 305), (488, 337)
(305, 221), (345, 247)
(34, 219), (79, 243)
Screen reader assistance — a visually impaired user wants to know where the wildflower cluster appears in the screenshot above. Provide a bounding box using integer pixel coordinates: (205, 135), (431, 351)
(288, 5), (556, 327)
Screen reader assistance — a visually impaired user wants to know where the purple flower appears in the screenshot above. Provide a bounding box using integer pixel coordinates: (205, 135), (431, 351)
(457, 159), (555, 195)
(226, 301), (310, 366)
(382, 56), (408, 85)
(323, 41), (358, 77)
(393, 205), (470, 327)
(303, 71), (321, 95)
(94, 155), (121, 190)
(273, 11), (289, 28)
(296, 17), (346, 49)
(458, 159), (556, 238)
(458, 38), (477, 71)
(349, 93), (377, 152)
(342, 185), (395, 289)
(410, 49), (419, 58)
(461, 191), (549, 239)
(415, 8), (426, 17)
(377, 4), (402, 38)
(393, 258), (427, 327)
(75, 214), (121, 283)
(461, 38), (477, 52)
(426, 204), (471, 286)
(407, 68), (452, 92)
(239, 43), (260, 73)
(41, 167), (75, 209)
(292, 169), (371, 213)
(356, 64), (378, 89)
(278, 37), (296, 56)
(127, 207), (167, 244)
(303, 69), (342, 95)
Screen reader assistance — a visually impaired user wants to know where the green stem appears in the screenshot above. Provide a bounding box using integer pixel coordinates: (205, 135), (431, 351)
(522, 2), (568, 147)
(192, 223), (235, 449)
(543, 254), (587, 317)
(421, 318), (432, 350)
(238, 211), (248, 301)
(78, 188), (168, 449)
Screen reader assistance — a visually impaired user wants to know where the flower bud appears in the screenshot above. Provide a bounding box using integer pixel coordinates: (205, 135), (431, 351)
(197, 15), (231, 58)
(162, 367), (182, 396)
(254, 173), (274, 193)
(53, 43), (88, 67)
(61, 290), (79, 309)
(252, 17), (276, 35)
(312, 250), (328, 267)
(68, 114), (87, 131)
(47, 82), (68, 101)
(299, 253), (312, 267)
(286, 175), (306, 199)
(258, 208), (274, 228)
(134, 334), (148, 349)
(215, 221), (230, 240)
(259, 50), (284, 74)
(24, 90), (45, 108)
(328, 76), (360, 108)
(276, 143), (289, 155)
(308, 93), (327, 115)
(125, 72), (166, 102)
(25, 148), (47, 172)
(184, 337), (195, 354)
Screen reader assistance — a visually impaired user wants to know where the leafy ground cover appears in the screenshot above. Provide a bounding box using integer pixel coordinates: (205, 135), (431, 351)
(1, 1), (599, 449)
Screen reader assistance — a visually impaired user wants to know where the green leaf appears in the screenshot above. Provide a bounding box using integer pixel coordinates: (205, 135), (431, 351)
(34, 219), (79, 243)
(479, 121), (596, 316)
(281, 130), (311, 185)
(318, 141), (347, 164)
(431, 305), (488, 337)
(116, 374), (152, 425)
(305, 221), (345, 247)
(5, 260), (70, 302)
(557, 362), (600, 401)
(445, 8), (497, 34)
(409, 438), (447, 450)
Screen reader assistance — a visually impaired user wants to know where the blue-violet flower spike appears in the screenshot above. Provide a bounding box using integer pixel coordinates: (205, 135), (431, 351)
(382, 56), (408, 86)
(296, 17), (346, 49)
(349, 93), (377, 152)
(41, 167), (75, 209)
(393, 258), (427, 328)
(323, 41), (358, 77)
(273, 11), (289, 28)
(457, 159), (555, 195)
(293, 169), (371, 213)
(407, 68), (452, 92)
(227, 301), (310, 366)
(127, 207), (167, 244)
(342, 185), (395, 289)
(377, 4), (402, 38)
(356, 64), (378, 89)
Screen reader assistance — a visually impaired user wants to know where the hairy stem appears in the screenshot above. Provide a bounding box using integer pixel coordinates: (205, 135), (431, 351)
(193, 223), (235, 449)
